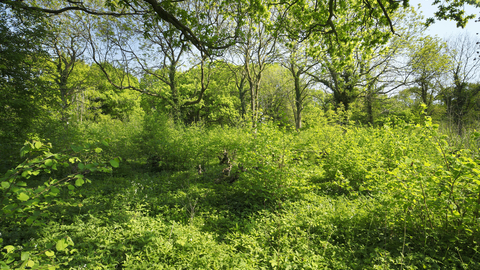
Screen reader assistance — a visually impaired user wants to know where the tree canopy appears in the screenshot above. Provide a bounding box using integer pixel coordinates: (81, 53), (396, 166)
(0, 0), (478, 55)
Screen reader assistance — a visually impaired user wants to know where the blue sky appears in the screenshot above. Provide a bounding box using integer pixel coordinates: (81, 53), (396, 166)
(409, 0), (479, 39)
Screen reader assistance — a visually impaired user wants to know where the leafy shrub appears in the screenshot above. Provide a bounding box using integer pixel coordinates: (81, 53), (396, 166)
(0, 140), (119, 269)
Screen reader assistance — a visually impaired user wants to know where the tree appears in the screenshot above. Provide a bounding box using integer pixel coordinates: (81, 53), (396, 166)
(259, 64), (294, 126)
(439, 33), (480, 134)
(0, 4), (50, 172)
(281, 42), (317, 130)
(227, 19), (278, 126)
(187, 61), (240, 126)
(82, 2), (225, 123)
(2, 0), (477, 56)
(222, 62), (249, 119)
(304, 3), (413, 115)
(358, 6), (427, 125)
(46, 12), (89, 127)
(404, 36), (451, 113)
(309, 44), (368, 113)
(0, 0), (247, 55)
(140, 21), (191, 122)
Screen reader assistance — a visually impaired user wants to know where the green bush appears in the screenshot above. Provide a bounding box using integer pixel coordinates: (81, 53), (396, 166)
(0, 140), (118, 269)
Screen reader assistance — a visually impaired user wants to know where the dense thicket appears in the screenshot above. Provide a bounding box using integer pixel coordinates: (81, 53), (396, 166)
(1, 0), (480, 268)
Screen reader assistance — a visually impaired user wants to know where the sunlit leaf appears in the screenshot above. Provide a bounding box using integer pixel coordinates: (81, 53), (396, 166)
(56, 238), (67, 251)
(1, 181), (10, 189)
(34, 141), (43, 149)
(26, 260), (35, 267)
(21, 251), (30, 260)
(20, 144), (31, 157)
(45, 250), (55, 257)
(45, 159), (53, 167)
(18, 193), (29, 201)
(75, 178), (84, 186)
(4, 245), (15, 253)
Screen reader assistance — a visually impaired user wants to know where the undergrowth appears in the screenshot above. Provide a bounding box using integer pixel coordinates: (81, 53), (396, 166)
(1, 115), (480, 269)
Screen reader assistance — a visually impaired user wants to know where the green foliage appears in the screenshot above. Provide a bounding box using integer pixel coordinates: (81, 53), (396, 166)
(0, 140), (118, 269)
(74, 114), (144, 164)
(0, 4), (51, 173)
(2, 116), (480, 268)
(2, 0), (480, 267)
(405, 36), (451, 113)
(80, 64), (143, 122)
(259, 64), (295, 127)
(382, 120), (480, 247)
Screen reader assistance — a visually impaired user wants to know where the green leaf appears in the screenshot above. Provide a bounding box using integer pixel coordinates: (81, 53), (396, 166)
(26, 260), (35, 267)
(21, 170), (32, 178)
(66, 236), (74, 246)
(21, 251), (30, 261)
(50, 187), (60, 195)
(95, 147), (103, 153)
(75, 178), (84, 187)
(20, 144), (32, 157)
(68, 184), (75, 190)
(1, 181), (10, 189)
(34, 141), (43, 149)
(110, 158), (120, 168)
(18, 193), (29, 201)
(35, 186), (46, 194)
(78, 163), (85, 170)
(4, 245), (15, 253)
(45, 159), (53, 167)
(45, 250), (55, 257)
(56, 238), (67, 251)
(26, 215), (38, 226)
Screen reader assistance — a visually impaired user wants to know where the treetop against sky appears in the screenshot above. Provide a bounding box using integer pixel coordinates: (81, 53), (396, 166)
(1, 0), (478, 55)
(411, 0), (479, 39)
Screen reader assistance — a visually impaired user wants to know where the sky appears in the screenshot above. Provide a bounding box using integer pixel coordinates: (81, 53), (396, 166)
(409, 0), (479, 39)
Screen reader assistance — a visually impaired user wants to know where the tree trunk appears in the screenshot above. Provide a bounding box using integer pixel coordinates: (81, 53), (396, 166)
(294, 69), (302, 130)
(238, 76), (247, 119)
(169, 62), (181, 123)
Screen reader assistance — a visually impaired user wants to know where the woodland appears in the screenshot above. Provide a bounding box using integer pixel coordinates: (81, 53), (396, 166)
(2, 0), (480, 268)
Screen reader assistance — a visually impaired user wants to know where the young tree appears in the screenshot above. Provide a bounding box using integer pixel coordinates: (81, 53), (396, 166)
(227, 19), (278, 126)
(46, 12), (89, 127)
(223, 62), (249, 119)
(280, 41), (318, 130)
